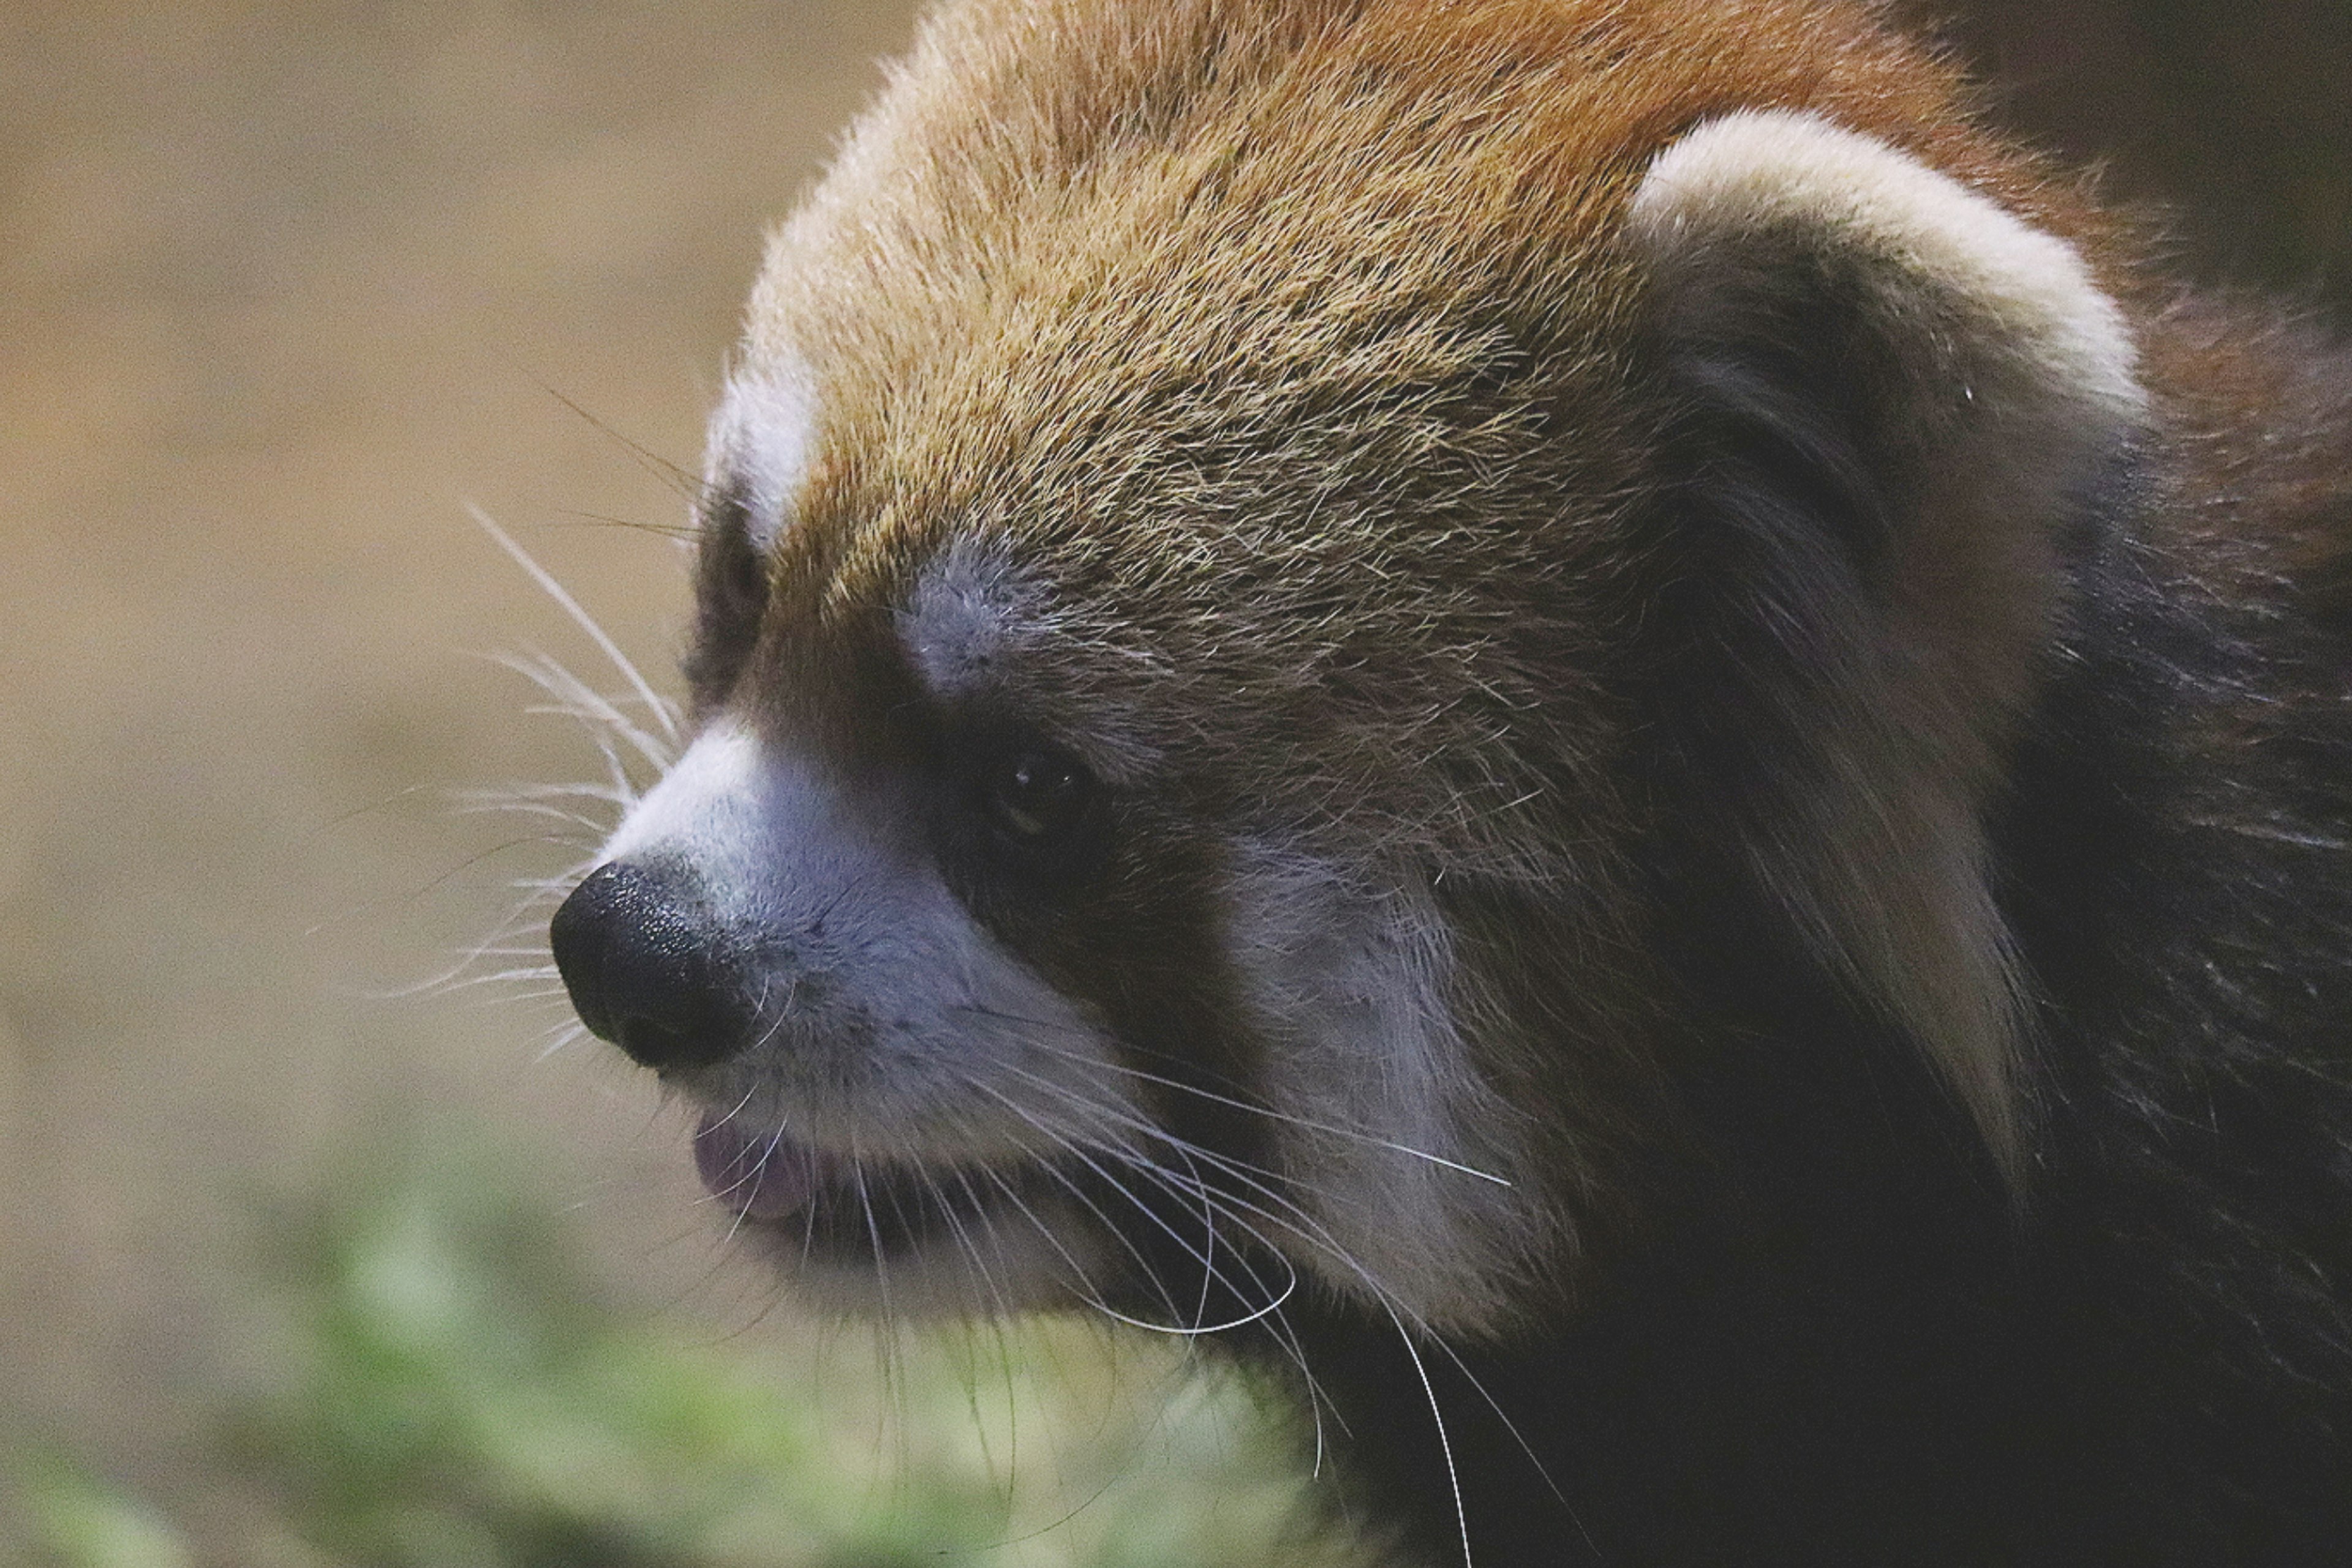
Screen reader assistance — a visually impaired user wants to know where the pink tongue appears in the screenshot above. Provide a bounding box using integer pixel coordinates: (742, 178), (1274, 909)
(692, 1113), (820, 1222)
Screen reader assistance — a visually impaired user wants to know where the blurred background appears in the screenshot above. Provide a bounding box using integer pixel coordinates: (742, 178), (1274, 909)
(1, 2), (2345, 1563)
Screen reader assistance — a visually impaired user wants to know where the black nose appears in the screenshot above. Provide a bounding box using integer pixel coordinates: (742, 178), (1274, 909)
(549, 861), (755, 1071)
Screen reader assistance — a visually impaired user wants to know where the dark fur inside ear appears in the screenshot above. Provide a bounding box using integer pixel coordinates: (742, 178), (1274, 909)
(1625, 111), (2148, 1176)
(1658, 239), (1911, 589)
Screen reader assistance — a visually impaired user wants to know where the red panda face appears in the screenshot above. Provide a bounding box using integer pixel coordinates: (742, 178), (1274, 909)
(551, 366), (1616, 1327)
(550, 0), (2146, 1336)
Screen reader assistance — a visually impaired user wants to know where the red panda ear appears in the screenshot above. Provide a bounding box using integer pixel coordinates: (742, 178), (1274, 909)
(1625, 111), (2148, 1182)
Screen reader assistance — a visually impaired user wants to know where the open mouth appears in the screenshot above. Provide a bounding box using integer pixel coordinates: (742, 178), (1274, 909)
(690, 1110), (1075, 1265)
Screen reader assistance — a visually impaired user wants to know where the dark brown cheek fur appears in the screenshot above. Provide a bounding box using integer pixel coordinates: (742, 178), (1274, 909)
(1427, 872), (1680, 1300)
(927, 794), (1313, 1322)
(951, 802), (1276, 1182)
(684, 478), (767, 720)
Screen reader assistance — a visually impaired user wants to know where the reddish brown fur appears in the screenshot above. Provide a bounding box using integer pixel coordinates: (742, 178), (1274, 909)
(563, 1), (2352, 1558)
(728, 0), (2152, 1286)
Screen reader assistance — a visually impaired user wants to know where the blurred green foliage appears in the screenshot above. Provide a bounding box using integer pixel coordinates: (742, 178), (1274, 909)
(12, 1135), (1365, 1568)
(14, 1457), (192, 1568)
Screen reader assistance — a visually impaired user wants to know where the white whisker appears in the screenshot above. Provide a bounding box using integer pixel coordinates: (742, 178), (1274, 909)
(533, 1021), (592, 1062)
(986, 1057), (1565, 1525)
(484, 647), (673, 776)
(965, 1079), (1301, 1336)
(964, 1005), (1513, 1188)
(471, 502), (681, 750)
(1384, 1297), (1474, 1568)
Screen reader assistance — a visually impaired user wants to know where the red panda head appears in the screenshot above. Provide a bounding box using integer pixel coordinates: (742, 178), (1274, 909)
(551, 0), (2145, 1335)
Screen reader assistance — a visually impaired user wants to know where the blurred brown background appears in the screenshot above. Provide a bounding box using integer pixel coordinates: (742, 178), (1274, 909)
(0, 2), (925, 1542)
(1951, 0), (2352, 297)
(1, 0), (2345, 1550)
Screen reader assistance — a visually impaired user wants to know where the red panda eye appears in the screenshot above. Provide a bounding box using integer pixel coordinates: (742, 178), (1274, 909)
(984, 744), (1092, 843)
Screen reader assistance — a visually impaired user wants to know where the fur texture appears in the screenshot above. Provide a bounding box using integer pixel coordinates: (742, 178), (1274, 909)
(547, 1), (2352, 1561)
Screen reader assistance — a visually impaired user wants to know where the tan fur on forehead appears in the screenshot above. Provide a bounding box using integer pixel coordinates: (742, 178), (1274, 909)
(744, 0), (2106, 594)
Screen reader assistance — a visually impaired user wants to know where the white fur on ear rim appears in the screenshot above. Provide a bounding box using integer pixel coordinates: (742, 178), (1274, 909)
(706, 364), (818, 553)
(1629, 111), (2144, 424)
(1627, 111), (2149, 1185)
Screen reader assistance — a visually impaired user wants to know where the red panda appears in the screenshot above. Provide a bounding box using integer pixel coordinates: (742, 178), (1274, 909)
(545, 1), (2352, 1560)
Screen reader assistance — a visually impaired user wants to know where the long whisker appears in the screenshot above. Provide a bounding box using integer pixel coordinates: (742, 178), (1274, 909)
(973, 1109), (1210, 1333)
(970, 1163), (1115, 1313)
(967, 1070), (1344, 1453)
(973, 1073), (1302, 1310)
(377, 873), (584, 1002)
(959, 1004), (1513, 1188)
(457, 780), (639, 809)
(1079, 1138), (1337, 1457)
(989, 1060), (1567, 1530)
(908, 1161), (1024, 1515)
(482, 648), (673, 776)
(450, 796), (614, 835)
(534, 1020), (592, 1063)
(965, 1080), (1301, 1336)
(1383, 1296), (1476, 1568)
(471, 503), (681, 750)
(537, 385), (712, 509)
